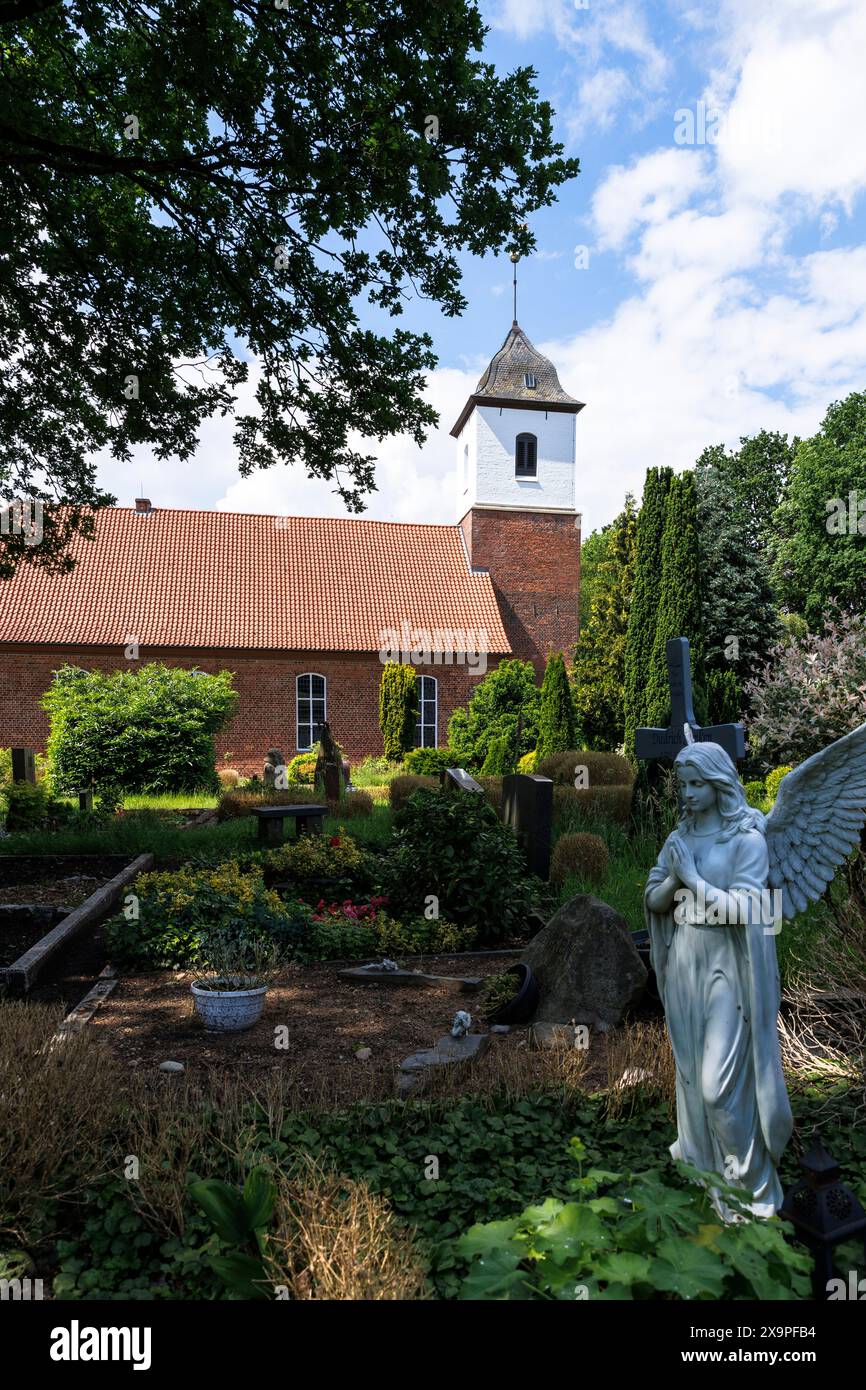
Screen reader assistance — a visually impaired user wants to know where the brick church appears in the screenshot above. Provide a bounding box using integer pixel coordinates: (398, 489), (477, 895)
(0, 322), (583, 773)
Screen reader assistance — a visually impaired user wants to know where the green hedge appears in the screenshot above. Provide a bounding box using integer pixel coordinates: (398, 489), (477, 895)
(42, 663), (238, 794)
(402, 747), (456, 776)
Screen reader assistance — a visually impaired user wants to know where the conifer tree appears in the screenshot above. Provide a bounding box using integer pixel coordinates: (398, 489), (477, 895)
(645, 471), (703, 728)
(572, 496), (637, 749)
(535, 651), (577, 758)
(623, 467), (673, 759)
(378, 663), (417, 762)
(695, 451), (780, 687)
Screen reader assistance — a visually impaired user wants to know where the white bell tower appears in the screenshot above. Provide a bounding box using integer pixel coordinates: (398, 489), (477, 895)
(451, 320), (583, 523)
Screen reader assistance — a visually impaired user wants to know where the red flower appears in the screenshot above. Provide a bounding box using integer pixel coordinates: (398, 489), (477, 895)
(329, 836), (341, 847)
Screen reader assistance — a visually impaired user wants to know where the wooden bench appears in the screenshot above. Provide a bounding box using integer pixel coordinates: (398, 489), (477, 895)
(252, 803), (328, 844)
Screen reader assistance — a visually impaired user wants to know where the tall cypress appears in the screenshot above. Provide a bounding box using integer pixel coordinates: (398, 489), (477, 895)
(623, 466), (673, 760)
(535, 651), (577, 757)
(645, 470), (703, 728)
(573, 495), (637, 749)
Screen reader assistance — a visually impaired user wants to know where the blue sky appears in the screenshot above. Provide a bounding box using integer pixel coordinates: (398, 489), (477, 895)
(101, 0), (866, 536)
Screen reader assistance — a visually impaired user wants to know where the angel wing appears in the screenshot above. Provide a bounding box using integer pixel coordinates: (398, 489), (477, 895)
(765, 721), (866, 920)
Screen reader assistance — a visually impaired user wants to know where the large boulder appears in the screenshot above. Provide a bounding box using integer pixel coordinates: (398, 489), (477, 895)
(521, 894), (647, 1029)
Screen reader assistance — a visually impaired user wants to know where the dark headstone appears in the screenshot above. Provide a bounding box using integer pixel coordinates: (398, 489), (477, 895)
(78, 790), (94, 812)
(522, 894), (647, 1029)
(323, 762), (341, 801)
(502, 773), (553, 880)
(11, 748), (36, 784)
(440, 767), (484, 795)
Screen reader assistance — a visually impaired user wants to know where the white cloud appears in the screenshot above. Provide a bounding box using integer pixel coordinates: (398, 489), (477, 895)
(495, 0), (671, 135)
(592, 148), (711, 249)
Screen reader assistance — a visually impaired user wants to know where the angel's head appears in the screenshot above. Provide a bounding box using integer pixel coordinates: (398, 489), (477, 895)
(674, 741), (764, 839)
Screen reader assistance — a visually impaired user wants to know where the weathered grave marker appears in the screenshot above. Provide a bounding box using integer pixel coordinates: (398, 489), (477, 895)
(502, 773), (553, 881)
(11, 748), (36, 784)
(635, 637), (745, 764)
(440, 767), (485, 795)
(78, 790), (94, 812)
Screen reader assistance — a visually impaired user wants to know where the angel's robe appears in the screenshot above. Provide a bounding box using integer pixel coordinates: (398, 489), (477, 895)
(645, 826), (793, 1218)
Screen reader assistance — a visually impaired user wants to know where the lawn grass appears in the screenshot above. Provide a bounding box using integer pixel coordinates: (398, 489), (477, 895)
(122, 791), (219, 810)
(0, 801), (394, 865)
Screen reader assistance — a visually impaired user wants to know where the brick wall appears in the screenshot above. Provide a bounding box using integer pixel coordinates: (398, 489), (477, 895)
(0, 644), (497, 775)
(459, 508), (581, 673)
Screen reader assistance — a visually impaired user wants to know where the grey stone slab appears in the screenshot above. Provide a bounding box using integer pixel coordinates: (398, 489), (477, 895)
(338, 965), (482, 992)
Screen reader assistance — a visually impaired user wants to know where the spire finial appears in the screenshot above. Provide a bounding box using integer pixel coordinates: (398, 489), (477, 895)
(509, 250), (519, 323)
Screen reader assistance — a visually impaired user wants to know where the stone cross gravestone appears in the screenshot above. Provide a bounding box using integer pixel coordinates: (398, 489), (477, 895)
(635, 637), (745, 764)
(502, 773), (553, 881)
(11, 748), (36, 784)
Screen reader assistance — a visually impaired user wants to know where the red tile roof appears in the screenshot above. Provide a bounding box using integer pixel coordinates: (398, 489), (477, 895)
(0, 507), (510, 655)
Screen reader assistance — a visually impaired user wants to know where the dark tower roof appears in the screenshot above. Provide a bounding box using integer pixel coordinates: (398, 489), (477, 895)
(451, 321), (584, 436)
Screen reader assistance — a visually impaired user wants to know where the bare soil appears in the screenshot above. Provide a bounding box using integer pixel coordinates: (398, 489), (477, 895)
(91, 955), (530, 1084)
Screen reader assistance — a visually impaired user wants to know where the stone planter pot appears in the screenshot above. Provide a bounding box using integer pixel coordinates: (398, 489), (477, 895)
(630, 929), (660, 1004)
(485, 962), (539, 1026)
(191, 977), (268, 1032)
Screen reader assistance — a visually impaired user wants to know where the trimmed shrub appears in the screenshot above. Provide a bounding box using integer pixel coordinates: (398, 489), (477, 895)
(551, 832), (609, 887)
(477, 777), (503, 812)
(517, 751), (538, 775)
(217, 785), (372, 822)
(538, 750), (634, 789)
(552, 785), (634, 827)
(379, 663), (418, 762)
(42, 663), (237, 794)
(402, 747), (456, 776)
(389, 774), (437, 811)
(287, 748), (319, 784)
(218, 786), (324, 819)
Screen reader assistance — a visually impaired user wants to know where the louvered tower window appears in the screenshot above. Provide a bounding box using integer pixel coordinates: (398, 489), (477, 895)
(515, 433), (537, 477)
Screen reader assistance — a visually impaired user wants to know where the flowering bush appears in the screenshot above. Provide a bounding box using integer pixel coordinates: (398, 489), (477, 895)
(264, 831), (364, 876)
(311, 895), (388, 923)
(746, 612), (866, 768)
(104, 860), (305, 968)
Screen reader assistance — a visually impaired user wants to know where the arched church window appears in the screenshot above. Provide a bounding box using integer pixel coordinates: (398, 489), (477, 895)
(515, 433), (537, 477)
(297, 672), (326, 751)
(415, 675), (438, 748)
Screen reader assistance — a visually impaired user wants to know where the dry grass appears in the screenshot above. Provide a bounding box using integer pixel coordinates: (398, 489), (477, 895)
(602, 1018), (676, 1120)
(778, 904), (866, 1101)
(0, 1000), (124, 1241)
(265, 1159), (431, 1300)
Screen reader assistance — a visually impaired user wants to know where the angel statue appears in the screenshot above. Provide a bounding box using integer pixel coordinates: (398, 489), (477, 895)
(645, 723), (866, 1220)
